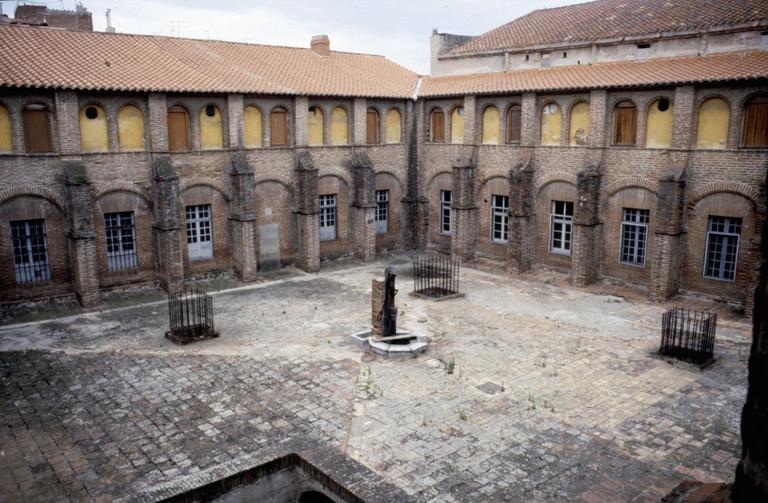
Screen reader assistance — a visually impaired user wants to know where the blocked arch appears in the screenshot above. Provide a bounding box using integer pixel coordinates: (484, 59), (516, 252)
(426, 170), (453, 191)
(317, 173), (350, 190)
(602, 177), (659, 199)
(688, 181), (760, 209)
(475, 173), (509, 198)
(92, 182), (152, 206)
(534, 173), (577, 194)
(179, 177), (231, 201)
(373, 170), (405, 193)
(0, 186), (66, 213)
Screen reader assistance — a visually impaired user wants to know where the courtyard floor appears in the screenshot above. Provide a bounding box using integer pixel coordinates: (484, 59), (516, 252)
(0, 253), (750, 502)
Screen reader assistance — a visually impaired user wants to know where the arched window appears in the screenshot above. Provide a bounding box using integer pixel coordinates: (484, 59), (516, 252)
(385, 108), (401, 144)
(540, 103), (561, 146)
(330, 106), (349, 145)
(742, 96), (768, 147)
(450, 106), (464, 144)
(430, 109), (445, 143)
(612, 100), (637, 145)
(167, 105), (190, 151)
(200, 104), (224, 149)
(243, 105), (263, 148)
(0, 104), (12, 153)
(645, 98), (673, 148)
(23, 104), (53, 153)
(80, 104), (109, 152)
(117, 105), (145, 151)
(696, 97), (729, 149)
(481, 106), (500, 145)
(506, 104), (521, 144)
(568, 102), (589, 146)
(270, 108), (289, 146)
(366, 107), (379, 144)
(308, 106), (324, 146)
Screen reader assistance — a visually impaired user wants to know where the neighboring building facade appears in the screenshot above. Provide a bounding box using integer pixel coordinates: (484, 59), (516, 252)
(1, 0), (767, 314)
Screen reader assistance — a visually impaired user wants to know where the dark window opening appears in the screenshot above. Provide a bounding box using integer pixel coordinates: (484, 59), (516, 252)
(205, 104), (216, 117)
(657, 98), (670, 112)
(85, 106), (99, 119)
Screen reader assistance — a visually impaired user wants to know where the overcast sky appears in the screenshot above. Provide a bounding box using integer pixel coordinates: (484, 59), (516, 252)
(25, 0), (589, 74)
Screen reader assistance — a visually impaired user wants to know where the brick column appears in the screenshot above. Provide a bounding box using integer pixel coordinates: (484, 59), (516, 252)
(148, 93), (168, 151)
(371, 279), (385, 337)
(227, 94), (244, 148)
(294, 96), (309, 148)
(588, 90), (608, 148)
(520, 92), (538, 147)
(229, 151), (258, 281)
(55, 90), (81, 155)
(671, 86), (695, 150)
(403, 100), (426, 249)
(649, 168), (687, 301)
(62, 162), (101, 307)
(295, 150), (320, 272)
(571, 163), (603, 287)
(463, 95), (478, 144)
(450, 152), (478, 262)
(348, 152), (376, 261)
(744, 197), (767, 315)
(507, 156), (536, 273)
(151, 155), (184, 294)
(353, 98), (367, 146)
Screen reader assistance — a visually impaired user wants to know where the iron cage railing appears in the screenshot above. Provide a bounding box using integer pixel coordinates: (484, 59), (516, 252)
(412, 256), (461, 299)
(659, 307), (717, 364)
(166, 287), (218, 344)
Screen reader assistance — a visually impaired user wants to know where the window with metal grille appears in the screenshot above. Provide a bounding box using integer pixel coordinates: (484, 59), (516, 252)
(11, 219), (51, 284)
(319, 194), (337, 242)
(491, 194), (509, 243)
(440, 190), (452, 235)
(549, 200), (573, 255)
(375, 190), (389, 235)
(619, 208), (649, 266)
(105, 211), (138, 272)
(704, 216), (741, 282)
(186, 205), (213, 260)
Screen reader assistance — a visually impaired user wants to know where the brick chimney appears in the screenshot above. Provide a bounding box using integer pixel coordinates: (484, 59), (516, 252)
(311, 35), (330, 56)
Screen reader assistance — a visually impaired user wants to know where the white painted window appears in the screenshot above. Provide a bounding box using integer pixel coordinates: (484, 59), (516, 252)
(105, 211), (138, 271)
(186, 204), (213, 260)
(704, 216), (741, 282)
(319, 194), (337, 242)
(549, 200), (573, 255)
(375, 190), (389, 235)
(491, 194), (509, 243)
(11, 219), (51, 284)
(440, 190), (452, 235)
(619, 208), (649, 266)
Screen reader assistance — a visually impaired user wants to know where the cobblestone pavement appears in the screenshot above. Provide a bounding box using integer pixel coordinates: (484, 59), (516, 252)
(0, 255), (750, 502)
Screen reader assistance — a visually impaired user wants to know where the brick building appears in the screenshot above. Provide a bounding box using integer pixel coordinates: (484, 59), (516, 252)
(0, 0), (766, 312)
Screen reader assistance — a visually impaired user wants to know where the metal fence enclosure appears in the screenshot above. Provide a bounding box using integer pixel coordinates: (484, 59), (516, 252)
(412, 256), (461, 299)
(166, 287), (218, 344)
(659, 307), (716, 364)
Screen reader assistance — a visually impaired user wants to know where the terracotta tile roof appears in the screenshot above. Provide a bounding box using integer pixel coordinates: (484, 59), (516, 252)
(420, 51), (768, 97)
(0, 25), (418, 98)
(449, 0), (768, 55)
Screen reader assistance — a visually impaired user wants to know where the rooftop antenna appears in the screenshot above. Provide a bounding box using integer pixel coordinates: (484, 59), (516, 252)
(105, 8), (115, 33)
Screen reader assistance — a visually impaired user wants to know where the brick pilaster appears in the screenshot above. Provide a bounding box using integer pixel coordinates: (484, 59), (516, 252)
(63, 161), (100, 307)
(227, 94), (244, 148)
(348, 152), (376, 261)
(507, 155), (536, 273)
(148, 93), (168, 151)
(671, 86), (695, 150)
(587, 90), (608, 148)
(229, 151), (258, 281)
(295, 150), (320, 272)
(294, 96), (309, 147)
(649, 168), (687, 302)
(55, 91), (81, 155)
(353, 98), (367, 146)
(463, 95), (478, 145)
(404, 100), (426, 249)
(151, 155), (184, 294)
(450, 150), (478, 262)
(571, 163), (603, 287)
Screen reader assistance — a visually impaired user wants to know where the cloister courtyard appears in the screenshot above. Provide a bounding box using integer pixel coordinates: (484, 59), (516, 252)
(0, 253), (750, 502)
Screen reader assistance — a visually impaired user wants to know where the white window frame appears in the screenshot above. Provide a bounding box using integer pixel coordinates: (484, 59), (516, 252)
(703, 216), (741, 282)
(105, 211), (138, 272)
(491, 194), (509, 243)
(319, 194), (337, 242)
(11, 219), (51, 284)
(186, 204), (213, 261)
(375, 190), (389, 235)
(549, 200), (573, 256)
(440, 190), (452, 235)
(619, 208), (649, 267)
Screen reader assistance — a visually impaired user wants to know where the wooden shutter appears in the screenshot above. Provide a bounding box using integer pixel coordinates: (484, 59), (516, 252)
(23, 108), (53, 153)
(270, 110), (288, 146)
(743, 97), (768, 147)
(613, 102), (636, 145)
(366, 109), (379, 144)
(507, 105), (521, 143)
(431, 110), (445, 143)
(167, 108), (189, 151)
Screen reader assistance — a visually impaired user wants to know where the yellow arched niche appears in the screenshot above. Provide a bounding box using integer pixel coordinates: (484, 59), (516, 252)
(200, 105), (224, 149)
(541, 103), (562, 146)
(308, 106), (324, 146)
(482, 106), (500, 145)
(0, 105), (11, 152)
(569, 102), (589, 146)
(243, 106), (263, 148)
(330, 106), (349, 145)
(385, 108), (401, 143)
(645, 98), (673, 148)
(696, 97), (729, 149)
(80, 104), (109, 152)
(451, 107), (464, 144)
(117, 105), (145, 151)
